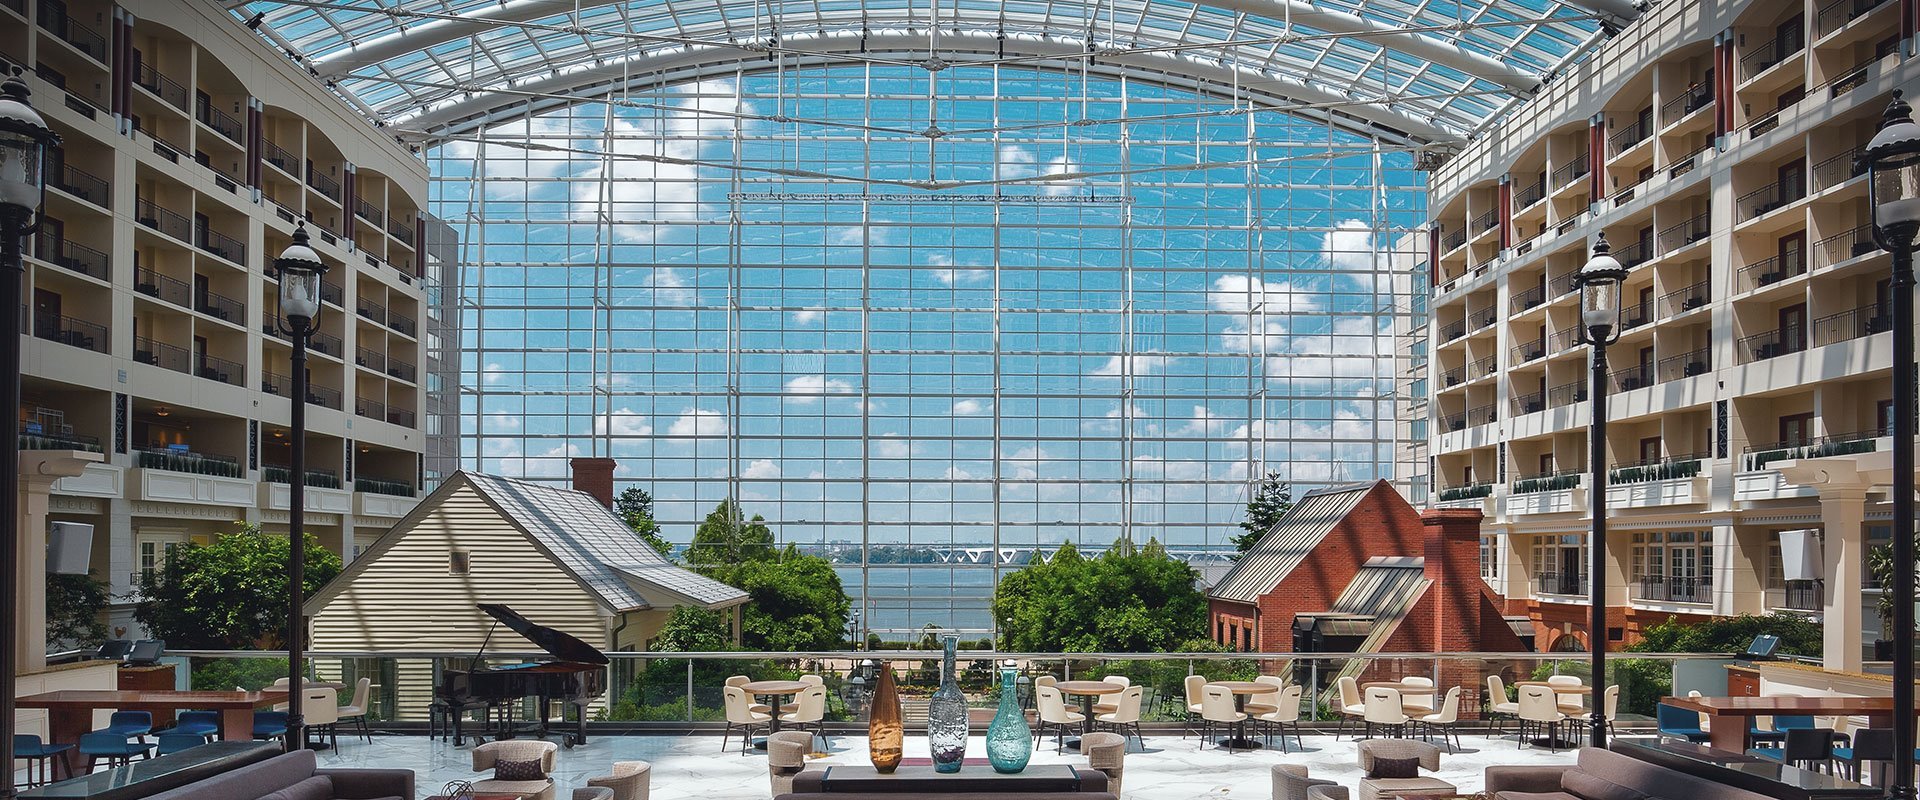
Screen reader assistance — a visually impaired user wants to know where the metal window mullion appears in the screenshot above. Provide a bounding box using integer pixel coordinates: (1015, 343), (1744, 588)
(859, 60), (874, 639)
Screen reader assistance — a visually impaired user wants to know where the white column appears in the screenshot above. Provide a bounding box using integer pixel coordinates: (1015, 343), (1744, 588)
(16, 451), (103, 671)
(1818, 487), (1868, 672)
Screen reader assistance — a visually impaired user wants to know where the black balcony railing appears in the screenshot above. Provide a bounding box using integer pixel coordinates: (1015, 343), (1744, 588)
(135, 196), (193, 244)
(1815, 225), (1879, 269)
(1622, 300), (1652, 331)
(34, 230), (108, 280)
(1549, 327), (1580, 353)
(307, 166), (340, 201)
(262, 465), (341, 489)
(1547, 380), (1588, 409)
(1658, 347), (1712, 382)
(322, 279), (344, 307)
(1637, 575), (1709, 604)
(1441, 320), (1466, 341)
(1535, 571), (1588, 596)
(389, 312), (416, 337)
(388, 219), (415, 243)
(196, 100), (243, 144)
(32, 312), (105, 353)
(1443, 228), (1468, 251)
(1472, 355), (1497, 378)
(1511, 389), (1547, 416)
(357, 299), (386, 325)
(51, 161), (108, 208)
(355, 477), (416, 497)
(133, 336), (190, 374)
(1609, 117), (1651, 155)
(1513, 283), (1546, 314)
(135, 267), (191, 308)
(1472, 307), (1496, 329)
(194, 288), (244, 324)
(1512, 337), (1546, 364)
(1740, 33), (1802, 81)
(1660, 280), (1710, 318)
(263, 137), (297, 176)
(307, 383), (342, 410)
(196, 353), (243, 386)
(1813, 304), (1894, 346)
(1737, 252), (1807, 292)
(1612, 239), (1650, 269)
(1553, 153), (1590, 188)
(136, 448), (241, 478)
(1661, 83), (1714, 122)
(1441, 365), (1466, 388)
(1773, 580), (1824, 611)
(36, 0), (107, 63)
(1669, 143), (1712, 180)
(1515, 177), (1547, 209)
(354, 198), (384, 227)
(1819, 62), (1872, 100)
(356, 398), (385, 422)
(1473, 210), (1498, 233)
(1512, 470), (1580, 495)
(1739, 178), (1806, 221)
(356, 346), (387, 373)
(1551, 268), (1581, 297)
(1610, 364), (1653, 393)
(1817, 0), (1891, 35)
(1659, 213), (1711, 253)
(387, 408), (416, 427)
(1813, 147), (1867, 191)
(132, 62), (189, 113)
(261, 371), (290, 397)
(1747, 110), (1784, 140)
(1738, 324), (1806, 364)
(387, 358), (416, 383)
(198, 226), (247, 265)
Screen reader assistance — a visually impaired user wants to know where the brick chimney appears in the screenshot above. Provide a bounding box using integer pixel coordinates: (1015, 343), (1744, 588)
(570, 457), (617, 509)
(1421, 508), (1486, 655)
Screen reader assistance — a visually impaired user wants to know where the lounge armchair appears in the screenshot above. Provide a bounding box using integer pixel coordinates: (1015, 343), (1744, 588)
(472, 739), (558, 800)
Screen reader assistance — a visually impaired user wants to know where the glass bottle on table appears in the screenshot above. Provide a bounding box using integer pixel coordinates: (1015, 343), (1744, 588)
(927, 634), (968, 773)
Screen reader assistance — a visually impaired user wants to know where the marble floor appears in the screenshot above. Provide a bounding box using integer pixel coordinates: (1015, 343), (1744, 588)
(296, 727), (1590, 799)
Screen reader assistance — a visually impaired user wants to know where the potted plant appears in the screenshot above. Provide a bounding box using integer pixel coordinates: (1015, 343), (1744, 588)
(1868, 532), (1920, 661)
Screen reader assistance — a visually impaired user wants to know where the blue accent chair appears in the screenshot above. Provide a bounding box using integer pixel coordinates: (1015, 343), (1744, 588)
(1655, 703), (1709, 743)
(1748, 727), (1836, 773)
(1832, 728), (1895, 784)
(78, 732), (154, 770)
(13, 734), (75, 786)
(99, 710), (154, 742)
(252, 711), (290, 741)
(171, 710), (221, 739)
(156, 733), (207, 756)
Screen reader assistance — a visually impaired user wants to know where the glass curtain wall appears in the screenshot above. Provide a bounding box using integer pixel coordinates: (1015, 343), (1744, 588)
(433, 64), (1426, 637)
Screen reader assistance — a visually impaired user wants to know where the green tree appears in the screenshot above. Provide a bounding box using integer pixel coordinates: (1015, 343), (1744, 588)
(685, 499), (776, 570)
(1629, 613), (1822, 657)
(651, 606), (733, 652)
(993, 537), (1209, 653)
(46, 571), (110, 648)
(615, 486), (674, 558)
(1869, 531), (1920, 637)
(133, 524), (343, 649)
(1231, 472), (1293, 556)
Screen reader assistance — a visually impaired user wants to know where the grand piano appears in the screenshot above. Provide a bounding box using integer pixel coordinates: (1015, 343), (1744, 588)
(439, 603), (609, 747)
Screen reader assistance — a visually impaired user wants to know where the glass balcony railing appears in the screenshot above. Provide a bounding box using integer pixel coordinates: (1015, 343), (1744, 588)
(1511, 470), (1580, 496)
(355, 477), (416, 497)
(262, 465), (342, 490)
(1742, 429), (1884, 472)
(135, 447), (242, 478)
(1607, 453), (1705, 485)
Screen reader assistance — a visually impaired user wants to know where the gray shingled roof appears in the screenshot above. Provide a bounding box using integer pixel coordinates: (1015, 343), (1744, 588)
(1208, 481), (1380, 604)
(462, 472), (749, 611)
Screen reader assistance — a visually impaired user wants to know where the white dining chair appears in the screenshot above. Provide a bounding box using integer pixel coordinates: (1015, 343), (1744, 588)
(1182, 674), (1207, 739)
(780, 684), (829, 749)
(1417, 687), (1463, 751)
(1335, 676), (1366, 740)
(1199, 685), (1245, 747)
(1095, 685), (1145, 750)
(1256, 684), (1306, 753)
(1363, 687), (1408, 740)
(1400, 676), (1435, 711)
(1517, 685), (1566, 752)
(1546, 674), (1585, 715)
(336, 677), (374, 742)
(1035, 685), (1084, 754)
(1485, 675), (1520, 734)
(1244, 675), (1286, 715)
(303, 687), (340, 750)
(1094, 675), (1130, 715)
(1577, 685), (1620, 742)
(721, 685), (771, 755)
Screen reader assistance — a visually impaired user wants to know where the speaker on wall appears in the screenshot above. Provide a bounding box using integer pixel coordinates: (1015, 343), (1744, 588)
(47, 521), (94, 575)
(1778, 528), (1822, 582)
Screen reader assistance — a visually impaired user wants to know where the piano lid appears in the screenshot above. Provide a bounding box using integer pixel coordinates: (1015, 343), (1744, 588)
(477, 603), (611, 665)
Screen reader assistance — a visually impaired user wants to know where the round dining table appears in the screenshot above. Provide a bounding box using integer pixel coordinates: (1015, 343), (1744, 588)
(743, 679), (811, 748)
(1359, 682), (1437, 716)
(1055, 680), (1124, 751)
(1206, 680), (1278, 750)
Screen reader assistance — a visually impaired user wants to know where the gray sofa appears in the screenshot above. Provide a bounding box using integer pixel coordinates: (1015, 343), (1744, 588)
(1485, 747), (1772, 800)
(141, 749), (413, 800)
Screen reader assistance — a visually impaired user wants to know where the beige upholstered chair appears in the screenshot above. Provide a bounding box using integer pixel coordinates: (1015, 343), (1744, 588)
(302, 688), (340, 749)
(1272, 764), (1339, 800)
(1355, 739), (1450, 800)
(1485, 675), (1519, 732)
(586, 760), (651, 800)
(1182, 675), (1207, 738)
(723, 685), (773, 755)
(1243, 675), (1286, 715)
(1517, 685), (1567, 752)
(1093, 675), (1131, 714)
(1688, 689), (1713, 731)
(1363, 687), (1408, 740)
(1082, 731), (1126, 797)
(472, 739), (559, 800)
(336, 677), (373, 742)
(1546, 674), (1585, 714)
(1335, 676), (1366, 739)
(780, 684), (829, 748)
(1415, 687), (1463, 751)
(1256, 684), (1306, 752)
(1035, 685), (1083, 753)
(1578, 685), (1620, 741)
(768, 731), (813, 798)
(1198, 684), (1244, 746)
(728, 675), (775, 715)
(1095, 685), (1144, 749)
(1399, 676), (1435, 711)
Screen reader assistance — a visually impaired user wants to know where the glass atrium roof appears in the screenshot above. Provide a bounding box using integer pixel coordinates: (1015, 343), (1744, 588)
(230, 0), (1634, 145)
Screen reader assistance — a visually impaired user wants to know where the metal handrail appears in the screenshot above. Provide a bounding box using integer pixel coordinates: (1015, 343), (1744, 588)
(1814, 148), (1866, 190)
(1547, 380), (1587, 408)
(1442, 228), (1468, 251)
(1816, 62), (1871, 100)
(135, 267), (191, 308)
(135, 196), (193, 244)
(1660, 280), (1709, 317)
(158, 647), (1757, 662)
(37, 0), (107, 63)
(1813, 304), (1894, 346)
(1512, 338), (1546, 364)
(1511, 389), (1547, 416)
(199, 226), (248, 265)
(263, 138), (298, 176)
(1736, 253), (1807, 292)
(134, 336), (190, 374)
(1816, 0), (1891, 36)
(133, 62), (189, 112)
(1815, 225), (1879, 268)
(1514, 177), (1547, 209)
(1661, 83), (1713, 122)
(1473, 210), (1498, 233)
(196, 101), (244, 144)
(1668, 143), (1712, 180)
(51, 161), (109, 208)
(307, 166), (341, 201)
(1739, 33), (1802, 81)
(1657, 347), (1711, 382)
(1608, 116), (1650, 155)
(1738, 325), (1806, 364)
(1658, 212), (1711, 253)
(1512, 283), (1546, 314)
(34, 230), (108, 280)
(32, 313), (106, 353)
(1551, 153), (1590, 188)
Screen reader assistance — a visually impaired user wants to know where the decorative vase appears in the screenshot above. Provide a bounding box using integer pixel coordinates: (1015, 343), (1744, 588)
(927, 634), (968, 773)
(985, 662), (1032, 773)
(868, 661), (903, 773)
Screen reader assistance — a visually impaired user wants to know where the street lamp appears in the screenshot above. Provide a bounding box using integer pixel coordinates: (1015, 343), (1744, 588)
(0, 64), (58, 799)
(1859, 90), (1920, 800)
(848, 608), (864, 650)
(274, 223), (327, 753)
(1575, 231), (1624, 749)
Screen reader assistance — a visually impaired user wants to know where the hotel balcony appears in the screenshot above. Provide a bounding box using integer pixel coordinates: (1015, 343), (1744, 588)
(1634, 574), (1710, 605)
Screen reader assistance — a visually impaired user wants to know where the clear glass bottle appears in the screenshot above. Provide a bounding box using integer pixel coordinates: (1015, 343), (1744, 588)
(927, 634), (968, 773)
(985, 661), (1032, 773)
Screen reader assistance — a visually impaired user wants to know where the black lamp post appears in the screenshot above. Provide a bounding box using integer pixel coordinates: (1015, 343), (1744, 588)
(1859, 90), (1919, 800)
(273, 224), (327, 753)
(1576, 232), (1625, 749)
(0, 65), (58, 799)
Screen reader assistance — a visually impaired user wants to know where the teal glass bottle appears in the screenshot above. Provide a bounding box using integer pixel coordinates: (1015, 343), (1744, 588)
(985, 662), (1032, 773)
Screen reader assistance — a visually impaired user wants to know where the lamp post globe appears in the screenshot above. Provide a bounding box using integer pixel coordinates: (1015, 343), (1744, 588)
(1575, 232), (1625, 748)
(273, 223), (328, 753)
(1857, 90), (1920, 800)
(0, 63), (56, 800)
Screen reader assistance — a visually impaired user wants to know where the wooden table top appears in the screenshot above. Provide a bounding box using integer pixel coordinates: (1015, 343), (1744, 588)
(1207, 681), (1278, 694)
(1055, 680), (1125, 695)
(1663, 695), (1919, 716)
(742, 680), (811, 694)
(1516, 682), (1593, 693)
(15, 689), (286, 709)
(1362, 682), (1437, 693)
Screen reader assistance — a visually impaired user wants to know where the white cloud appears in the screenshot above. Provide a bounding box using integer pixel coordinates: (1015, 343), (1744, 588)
(1093, 354), (1170, 377)
(790, 309), (823, 324)
(873, 437), (910, 458)
(593, 407), (653, 437)
(784, 375), (855, 404)
(482, 363), (508, 384)
(742, 458), (782, 479)
(996, 144), (1038, 180)
(942, 465), (977, 480)
(1322, 219), (1377, 270)
(567, 81), (751, 243)
(952, 399), (989, 416)
(482, 414), (521, 431)
(667, 407), (728, 437)
(1177, 405), (1235, 437)
(926, 253), (990, 286)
